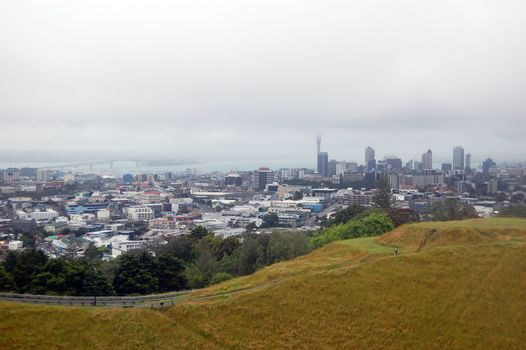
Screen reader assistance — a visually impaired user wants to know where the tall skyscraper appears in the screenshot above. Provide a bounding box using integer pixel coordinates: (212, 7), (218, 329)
(422, 149), (433, 170)
(453, 146), (465, 170)
(317, 152), (329, 177)
(465, 153), (471, 170)
(316, 135), (322, 172)
(365, 146), (375, 165)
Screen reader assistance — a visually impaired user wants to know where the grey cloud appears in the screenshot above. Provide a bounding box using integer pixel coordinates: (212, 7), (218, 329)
(0, 0), (525, 167)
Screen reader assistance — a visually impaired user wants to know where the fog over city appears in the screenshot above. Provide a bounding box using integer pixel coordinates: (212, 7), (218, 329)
(1, 0), (525, 166)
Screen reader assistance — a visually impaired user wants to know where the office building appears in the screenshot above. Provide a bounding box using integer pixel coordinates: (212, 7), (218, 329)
(225, 173), (243, 186)
(384, 156), (403, 171)
(422, 149), (433, 170)
(328, 159), (337, 176)
(456, 181), (468, 194)
(37, 168), (49, 182)
(30, 209), (59, 221)
(482, 158), (496, 174)
(126, 206), (155, 221)
(317, 152), (329, 176)
(441, 163), (452, 172)
(367, 159), (376, 172)
(465, 153), (471, 170)
(365, 146), (375, 166)
(487, 179), (498, 193)
(3, 168), (20, 183)
(253, 167), (274, 191)
(453, 146), (465, 170)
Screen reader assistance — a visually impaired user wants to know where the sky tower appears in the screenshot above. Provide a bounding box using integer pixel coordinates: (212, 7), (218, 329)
(316, 135), (321, 155)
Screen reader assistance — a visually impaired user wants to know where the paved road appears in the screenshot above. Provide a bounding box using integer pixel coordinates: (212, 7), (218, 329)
(0, 291), (191, 308)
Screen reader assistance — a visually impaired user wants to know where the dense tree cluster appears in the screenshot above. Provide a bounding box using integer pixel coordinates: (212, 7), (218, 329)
(309, 212), (394, 248)
(0, 227), (312, 296)
(0, 249), (113, 296)
(329, 205), (419, 228)
(498, 205), (526, 217)
(427, 199), (477, 221)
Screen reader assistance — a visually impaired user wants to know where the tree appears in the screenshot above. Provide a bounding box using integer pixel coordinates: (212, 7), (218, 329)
(510, 193), (525, 204)
(429, 199), (477, 221)
(190, 226), (211, 241)
(217, 251), (240, 276)
(309, 212), (394, 248)
(329, 205), (366, 225)
(161, 235), (194, 262)
(210, 272), (233, 285)
(261, 212), (279, 228)
(84, 243), (102, 261)
(0, 266), (15, 292)
(388, 208), (420, 227)
(372, 176), (394, 210)
(194, 239), (218, 280)
(6, 249), (48, 293)
(182, 264), (206, 289)
(237, 236), (265, 275)
(268, 231), (310, 264)
(83, 267), (115, 296)
(155, 254), (186, 292)
(498, 205), (526, 217)
(113, 252), (159, 295)
(213, 236), (240, 260)
(292, 191), (303, 200)
(29, 272), (66, 295)
(245, 222), (257, 231)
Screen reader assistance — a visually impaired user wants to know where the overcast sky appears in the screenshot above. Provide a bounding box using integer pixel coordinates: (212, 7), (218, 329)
(1, 0), (525, 167)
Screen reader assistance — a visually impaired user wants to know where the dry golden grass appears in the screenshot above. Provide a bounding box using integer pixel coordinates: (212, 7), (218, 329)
(2, 217), (526, 349)
(167, 241), (526, 349)
(0, 302), (219, 349)
(376, 217), (526, 251)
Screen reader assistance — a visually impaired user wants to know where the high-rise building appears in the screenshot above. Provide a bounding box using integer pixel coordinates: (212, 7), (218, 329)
(328, 159), (337, 176)
(482, 158), (496, 174)
(253, 168), (274, 191)
(316, 135), (321, 156)
(225, 173), (243, 186)
(487, 179), (498, 193)
(441, 163), (452, 172)
(453, 146), (465, 170)
(3, 168), (20, 183)
(36, 168), (49, 182)
(465, 153), (471, 170)
(317, 152), (329, 177)
(422, 149), (433, 170)
(365, 146), (375, 165)
(384, 155), (403, 171)
(367, 159), (376, 172)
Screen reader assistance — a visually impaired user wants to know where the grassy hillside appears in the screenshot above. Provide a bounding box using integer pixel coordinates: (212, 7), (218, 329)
(1, 217), (526, 349)
(377, 217), (526, 251)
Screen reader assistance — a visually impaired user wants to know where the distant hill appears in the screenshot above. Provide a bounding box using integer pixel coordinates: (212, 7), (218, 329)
(1, 217), (525, 349)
